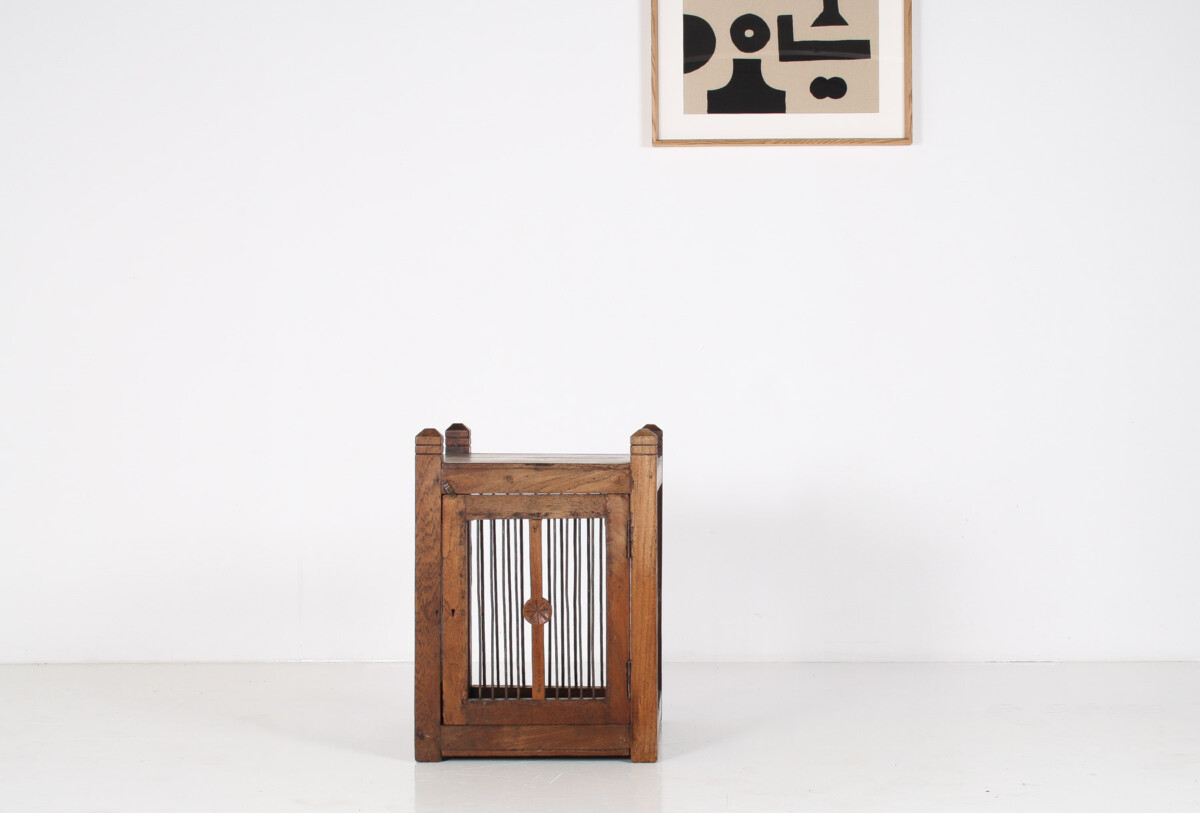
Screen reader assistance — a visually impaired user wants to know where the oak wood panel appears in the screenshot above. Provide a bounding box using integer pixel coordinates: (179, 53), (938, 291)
(462, 697), (613, 726)
(441, 725), (631, 755)
(442, 464), (631, 496)
(460, 493), (607, 519)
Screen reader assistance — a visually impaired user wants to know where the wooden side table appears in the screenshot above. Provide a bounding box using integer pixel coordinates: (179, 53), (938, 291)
(414, 424), (662, 761)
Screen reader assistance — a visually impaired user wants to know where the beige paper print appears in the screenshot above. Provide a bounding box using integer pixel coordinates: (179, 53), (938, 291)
(683, 0), (879, 115)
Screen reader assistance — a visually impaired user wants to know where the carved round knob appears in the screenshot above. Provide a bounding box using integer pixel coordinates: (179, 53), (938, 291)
(522, 597), (552, 625)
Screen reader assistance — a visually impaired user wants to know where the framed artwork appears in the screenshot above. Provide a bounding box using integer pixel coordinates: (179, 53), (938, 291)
(652, 0), (912, 146)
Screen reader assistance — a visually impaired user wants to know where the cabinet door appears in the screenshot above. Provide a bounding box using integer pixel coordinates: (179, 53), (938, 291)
(442, 494), (630, 727)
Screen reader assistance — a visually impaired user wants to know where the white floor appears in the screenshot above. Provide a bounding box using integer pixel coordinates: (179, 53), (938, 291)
(1, 663), (1197, 812)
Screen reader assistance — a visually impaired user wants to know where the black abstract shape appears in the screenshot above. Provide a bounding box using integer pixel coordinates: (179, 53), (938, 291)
(810, 76), (849, 99)
(707, 59), (785, 114)
(683, 15), (716, 74)
(730, 13), (771, 54)
(813, 0), (849, 27)
(778, 16), (871, 61)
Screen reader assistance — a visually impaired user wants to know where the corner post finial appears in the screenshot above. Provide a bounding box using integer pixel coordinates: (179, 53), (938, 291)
(445, 423), (471, 455)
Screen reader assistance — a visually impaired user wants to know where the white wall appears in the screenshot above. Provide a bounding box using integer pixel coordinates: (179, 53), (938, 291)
(2, 1), (1199, 663)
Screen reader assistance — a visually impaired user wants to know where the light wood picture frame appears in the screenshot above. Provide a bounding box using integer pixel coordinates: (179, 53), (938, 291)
(652, 0), (912, 146)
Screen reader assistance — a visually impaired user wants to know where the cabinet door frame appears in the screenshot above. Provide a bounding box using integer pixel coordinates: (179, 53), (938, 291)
(441, 493), (630, 727)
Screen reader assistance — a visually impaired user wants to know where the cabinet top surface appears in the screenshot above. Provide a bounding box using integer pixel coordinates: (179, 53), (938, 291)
(442, 453), (632, 466)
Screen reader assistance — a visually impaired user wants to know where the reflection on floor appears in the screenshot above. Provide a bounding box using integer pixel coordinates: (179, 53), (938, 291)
(1, 662), (1197, 812)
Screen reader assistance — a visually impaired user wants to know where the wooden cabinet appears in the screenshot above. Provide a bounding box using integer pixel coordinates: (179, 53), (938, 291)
(415, 424), (662, 761)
